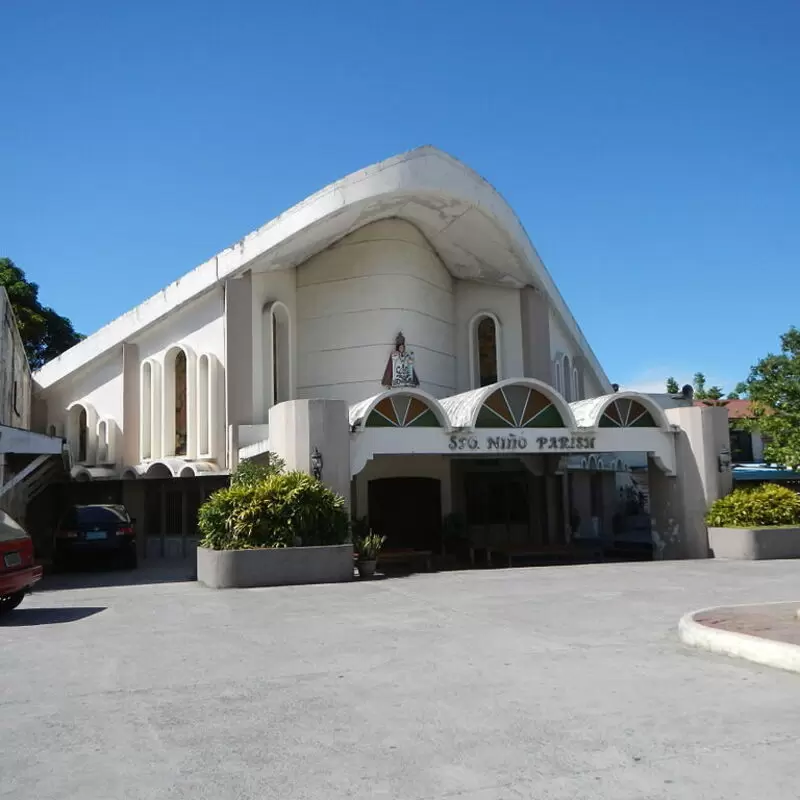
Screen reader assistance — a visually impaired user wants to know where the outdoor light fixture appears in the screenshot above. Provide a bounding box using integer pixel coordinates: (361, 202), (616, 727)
(311, 447), (323, 481)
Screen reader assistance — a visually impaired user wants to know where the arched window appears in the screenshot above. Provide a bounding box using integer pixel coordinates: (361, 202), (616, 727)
(573, 367), (580, 401)
(140, 359), (162, 461)
(163, 346), (195, 458)
(174, 350), (187, 456)
(470, 313), (500, 389)
(263, 302), (291, 411)
(141, 361), (152, 460)
(97, 420), (108, 463)
(562, 355), (572, 402)
(554, 360), (563, 393)
(197, 354), (217, 458)
(78, 408), (87, 462)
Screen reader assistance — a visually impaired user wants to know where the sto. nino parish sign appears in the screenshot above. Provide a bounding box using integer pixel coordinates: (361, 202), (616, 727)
(449, 434), (597, 452)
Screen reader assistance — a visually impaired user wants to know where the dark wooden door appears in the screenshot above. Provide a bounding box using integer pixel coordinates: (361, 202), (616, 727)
(368, 477), (442, 551)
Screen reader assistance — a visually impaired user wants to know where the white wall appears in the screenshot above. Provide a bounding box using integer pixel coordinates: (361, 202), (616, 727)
(454, 282), (524, 393)
(296, 219), (456, 404)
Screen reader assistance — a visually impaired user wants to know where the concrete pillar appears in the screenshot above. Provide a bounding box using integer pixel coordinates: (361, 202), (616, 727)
(122, 342), (139, 467)
(648, 406), (733, 559)
(520, 286), (551, 383)
(268, 399), (351, 510)
(224, 272), (253, 469)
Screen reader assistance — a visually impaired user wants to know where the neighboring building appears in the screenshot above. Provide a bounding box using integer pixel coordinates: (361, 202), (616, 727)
(0, 288), (67, 526)
(31, 147), (728, 563)
(694, 398), (764, 464)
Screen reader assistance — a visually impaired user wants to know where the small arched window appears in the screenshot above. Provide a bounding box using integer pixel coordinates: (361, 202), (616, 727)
(562, 355), (572, 402)
(263, 302), (291, 411)
(97, 420), (108, 463)
(573, 367), (580, 401)
(197, 354), (216, 458)
(470, 313), (500, 389)
(554, 360), (563, 394)
(78, 408), (87, 462)
(162, 346), (195, 459)
(174, 350), (188, 456)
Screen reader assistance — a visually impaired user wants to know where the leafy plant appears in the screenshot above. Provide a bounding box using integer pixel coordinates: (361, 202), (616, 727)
(739, 327), (800, 468)
(230, 453), (286, 487)
(198, 470), (348, 550)
(354, 531), (386, 561)
(706, 484), (800, 528)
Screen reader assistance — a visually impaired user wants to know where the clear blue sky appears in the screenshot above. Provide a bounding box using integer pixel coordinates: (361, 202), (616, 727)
(2, 1), (798, 391)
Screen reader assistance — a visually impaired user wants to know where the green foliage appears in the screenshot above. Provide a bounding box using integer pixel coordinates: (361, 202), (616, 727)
(198, 471), (349, 550)
(230, 453), (286, 487)
(354, 531), (386, 560)
(0, 257), (83, 369)
(665, 377), (680, 394)
(740, 327), (800, 468)
(706, 484), (800, 528)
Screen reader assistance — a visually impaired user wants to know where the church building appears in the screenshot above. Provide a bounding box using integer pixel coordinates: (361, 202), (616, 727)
(31, 147), (730, 564)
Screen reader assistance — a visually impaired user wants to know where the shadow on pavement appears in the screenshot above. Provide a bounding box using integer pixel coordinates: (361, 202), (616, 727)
(1, 606), (106, 626)
(39, 561), (197, 592)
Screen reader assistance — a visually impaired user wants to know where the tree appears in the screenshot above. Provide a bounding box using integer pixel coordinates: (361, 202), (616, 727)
(666, 377), (680, 394)
(727, 381), (749, 400)
(741, 326), (800, 468)
(0, 258), (83, 369)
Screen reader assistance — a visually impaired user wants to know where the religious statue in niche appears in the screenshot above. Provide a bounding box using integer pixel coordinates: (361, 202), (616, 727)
(381, 331), (419, 388)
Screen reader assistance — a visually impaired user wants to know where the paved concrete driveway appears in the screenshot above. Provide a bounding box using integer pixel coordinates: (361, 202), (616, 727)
(2, 560), (800, 799)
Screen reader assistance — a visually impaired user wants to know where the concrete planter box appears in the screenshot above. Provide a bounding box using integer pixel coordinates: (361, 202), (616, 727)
(197, 544), (354, 589)
(708, 526), (800, 560)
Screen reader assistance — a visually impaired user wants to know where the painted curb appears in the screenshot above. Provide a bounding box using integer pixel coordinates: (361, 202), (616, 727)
(679, 604), (800, 674)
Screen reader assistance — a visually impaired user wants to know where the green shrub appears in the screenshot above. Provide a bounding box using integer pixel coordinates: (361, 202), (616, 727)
(706, 483), (800, 528)
(230, 453), (286, 487)
(198, 471), (349, 550)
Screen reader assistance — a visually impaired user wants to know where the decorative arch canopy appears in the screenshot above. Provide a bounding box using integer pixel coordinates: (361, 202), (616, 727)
(366, 394), (441, 428)
(476, 384), (564, 428)
(599, 398), (657, 428)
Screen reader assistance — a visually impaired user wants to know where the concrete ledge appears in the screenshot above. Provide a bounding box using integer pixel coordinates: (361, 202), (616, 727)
(197, 544), (354, 589)
(678, 604), (800, 674)
(708, 526), (800, 560)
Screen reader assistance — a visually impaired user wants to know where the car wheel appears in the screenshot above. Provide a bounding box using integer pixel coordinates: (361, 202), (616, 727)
(0, 591), (25, 614)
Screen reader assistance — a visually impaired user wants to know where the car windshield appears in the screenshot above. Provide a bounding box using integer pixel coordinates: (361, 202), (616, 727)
(65, 506), (129, 526)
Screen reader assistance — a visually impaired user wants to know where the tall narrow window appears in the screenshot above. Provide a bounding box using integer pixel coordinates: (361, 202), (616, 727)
(198, 355), (210, 456)
(97, 420), (108, 463)
(573, 367), (580, 401)
(141, 361), (153, 460)
(263, 302), (290, 412)
(78, 408), (87, 462)
(477, 317), (498, 387)
(554, 360), (563, 394)
(174, 350), (187, 456)
(562, 355), (572, 402)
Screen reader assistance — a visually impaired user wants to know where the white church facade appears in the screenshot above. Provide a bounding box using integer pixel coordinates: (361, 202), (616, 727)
(30, 147), (730, 564)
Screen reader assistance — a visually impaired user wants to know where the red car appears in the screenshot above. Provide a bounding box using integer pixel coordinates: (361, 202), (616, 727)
(0, 509), (42, 614)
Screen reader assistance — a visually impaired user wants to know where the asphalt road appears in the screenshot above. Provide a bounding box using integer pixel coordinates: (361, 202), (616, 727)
(2, 559), (800, 799)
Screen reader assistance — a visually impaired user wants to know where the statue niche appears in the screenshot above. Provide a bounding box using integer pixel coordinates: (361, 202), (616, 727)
(381, 332), (419, 389)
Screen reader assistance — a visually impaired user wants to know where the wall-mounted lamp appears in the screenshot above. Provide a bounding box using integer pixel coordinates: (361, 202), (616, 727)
(311, 447), (323, 481)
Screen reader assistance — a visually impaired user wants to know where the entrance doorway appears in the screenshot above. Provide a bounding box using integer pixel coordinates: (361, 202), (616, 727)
(367, 477), (442, 553)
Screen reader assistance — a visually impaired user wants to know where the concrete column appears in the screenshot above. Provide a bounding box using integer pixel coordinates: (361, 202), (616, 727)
(648, 406), (733, 559)
(224, 272), (254, 469)
(268, 399), (351, 510)
(520, 286), (551, 383)
(122, 342), (140, 467)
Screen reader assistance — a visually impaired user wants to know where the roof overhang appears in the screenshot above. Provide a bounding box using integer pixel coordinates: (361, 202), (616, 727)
(34, 146), (610, 392)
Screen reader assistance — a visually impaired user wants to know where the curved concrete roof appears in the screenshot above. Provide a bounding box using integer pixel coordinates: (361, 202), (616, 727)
(35, 146), (610, 391)
(570, 392), (671, 429)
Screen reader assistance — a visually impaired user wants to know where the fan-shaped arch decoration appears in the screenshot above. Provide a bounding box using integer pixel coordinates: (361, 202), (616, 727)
(600, 398), (656, 428)
(476, 385), (564, 428)
(365, 395), (441, 428)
